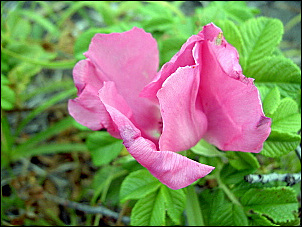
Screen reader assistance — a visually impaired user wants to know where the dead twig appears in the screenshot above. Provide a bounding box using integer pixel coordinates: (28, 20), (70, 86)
(43, 193), (131, 225)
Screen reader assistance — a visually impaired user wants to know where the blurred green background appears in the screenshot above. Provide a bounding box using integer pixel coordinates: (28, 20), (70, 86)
(1, 1), (301, 226)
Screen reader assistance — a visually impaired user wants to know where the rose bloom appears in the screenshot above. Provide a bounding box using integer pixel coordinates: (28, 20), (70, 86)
(68, 23), (271, 190)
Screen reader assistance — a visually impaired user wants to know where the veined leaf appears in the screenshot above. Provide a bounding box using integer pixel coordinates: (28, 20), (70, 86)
(86, 131), (123, 166)
(227, 151), (260, 170)
(245, 56), (301, 99)
(241, 187), (299, 223)
(131, 189), (166, 226)
(270, 97), (301, 133)
(200, 189), (248, 226)
(240, 17), (283, 70)
(257, 85), (271, 103)
(161, 185), (186, 225)
(262, 86), (281, 116)
(248, 212), (279, 226)
(262, 129), (301, 158)
(245, 56), (301, 84)
(120, 169), (161, 203)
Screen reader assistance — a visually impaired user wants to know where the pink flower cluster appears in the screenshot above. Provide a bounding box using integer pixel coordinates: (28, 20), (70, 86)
(68, 23), (271, 189)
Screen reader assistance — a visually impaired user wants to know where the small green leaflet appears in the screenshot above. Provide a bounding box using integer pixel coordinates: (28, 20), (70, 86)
(261, 130), (300, 158)
(227, 151), (260, 170)
(121, 169), (187, 226)
(86, 131), (123, 166)
(119, 169), (161, 203)
(260, 87), (301, 157)
(199, 189), (248, 226)
(262, 86), (281, 116)
(130, 189), (166, 226)
(161, 185), (186, 225)
(241, 187), (299, 223)
(240, 17), (283, 71)
(270, 97), (301, 133)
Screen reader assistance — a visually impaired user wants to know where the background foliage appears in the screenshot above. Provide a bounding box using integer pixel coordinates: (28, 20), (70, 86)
(1, 1), (301, 226)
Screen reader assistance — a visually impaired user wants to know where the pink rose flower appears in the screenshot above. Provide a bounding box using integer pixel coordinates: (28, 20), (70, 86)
(68, 23), (271, 189)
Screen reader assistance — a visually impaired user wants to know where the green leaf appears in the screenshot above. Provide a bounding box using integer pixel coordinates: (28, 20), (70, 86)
(120, 169), (161, 203)
(92, 166), (127, 205)
(9, 17), (31, 41)
(241, 187), (299, 223)
(200, 189), (248, 226)
(245, 56), (301, 99)
(232, 204), (249, 226)
(1, 83), (15, 110)
(161, 185), (186, 225)
(131, 189), (166, 226)
(240, 17), (283, 70)
(261, 130), (301, 157)
(13, 143), (87, 158)
(248, 212), (279, 226)
(262, 86), (281, 116)
(223, 1), (256, 23)
(19, 10), (60, 38)
(270, 97), (301, 133)
(142, 17), (174, 32)
(191, 139), (225, 157)
(197, 1), (256, 27)
(220, 164), (256, 185)
(86, 131), (123, 166)
(227, 151), (260, 170)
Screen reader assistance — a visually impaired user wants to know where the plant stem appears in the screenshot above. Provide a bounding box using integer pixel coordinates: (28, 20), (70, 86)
(215, 163), (242, 207)
(185, 185), (205, 226)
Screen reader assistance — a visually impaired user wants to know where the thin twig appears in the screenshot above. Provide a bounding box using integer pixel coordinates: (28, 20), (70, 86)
(244, 172), (301, 186)
(116, 200), (130, 226)
(43, 193), (130, 225)
(245, 145), (302, 186)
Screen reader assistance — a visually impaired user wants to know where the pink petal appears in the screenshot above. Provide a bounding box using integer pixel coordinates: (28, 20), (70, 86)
(72, 59), (104, 95)
(68, 60), (119, 135)
(157, 66), (207, 152)
(198, 25), (271, 153)
(68, 84), (120, 137)
(99, 82), (214, 189)
(141, 35), (203, 101)
(84, 27), (161, 142)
